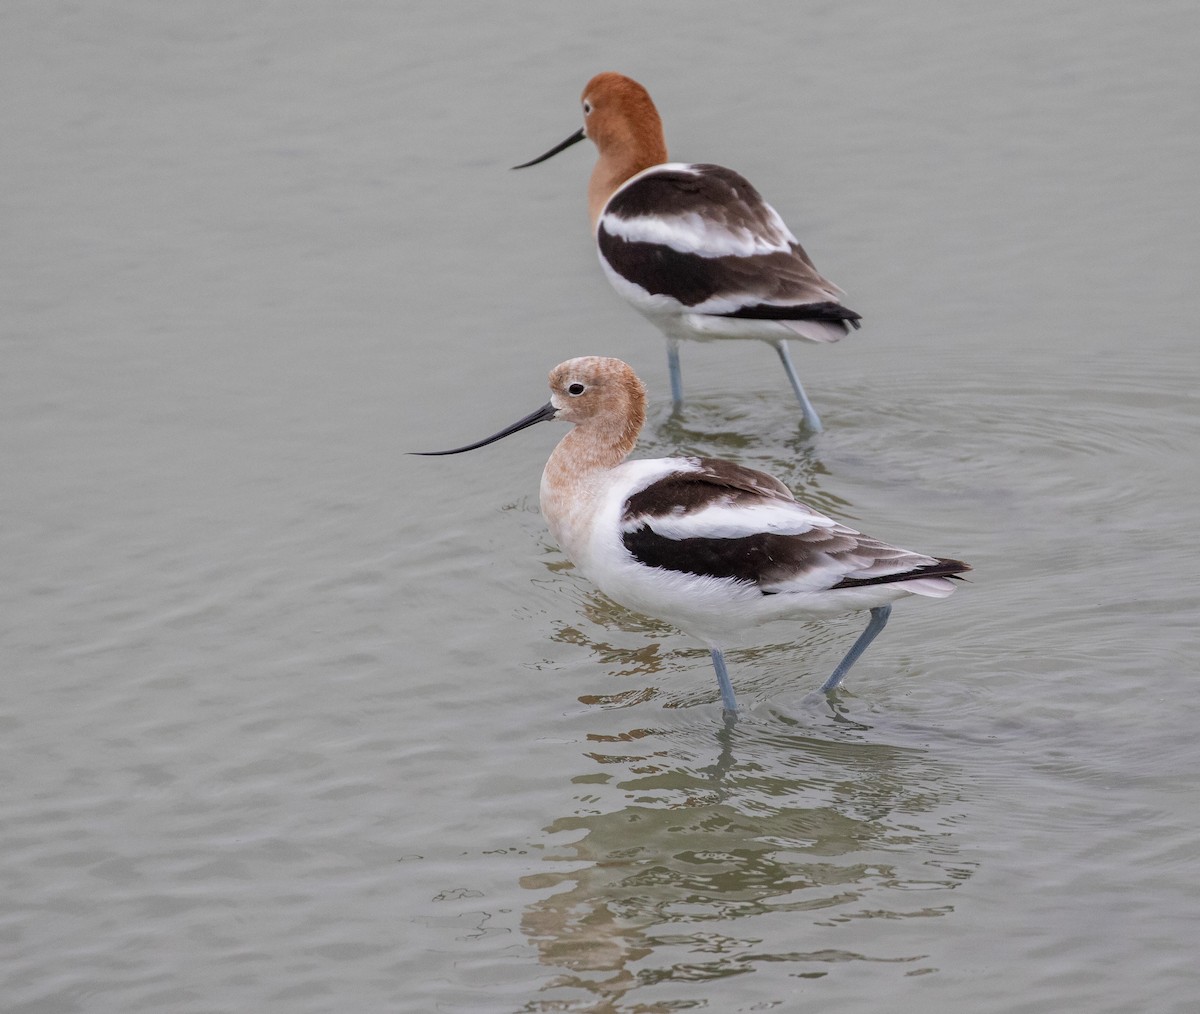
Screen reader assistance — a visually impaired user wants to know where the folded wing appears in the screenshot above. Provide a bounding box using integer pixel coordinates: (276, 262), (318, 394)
(620, 459), (968, 595)
(598, 164), (862, 342)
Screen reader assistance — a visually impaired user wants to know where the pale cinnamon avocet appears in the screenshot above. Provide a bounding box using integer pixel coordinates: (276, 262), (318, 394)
(415, 357), (969, 715)
(513, 72), (861, 432)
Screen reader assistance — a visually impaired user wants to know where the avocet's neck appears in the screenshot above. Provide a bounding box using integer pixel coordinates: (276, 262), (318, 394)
(539, 405), (644, 557)
(543, 408), (641, 487)
(587, 134), (668, 231)
(588, 142), (667, 229)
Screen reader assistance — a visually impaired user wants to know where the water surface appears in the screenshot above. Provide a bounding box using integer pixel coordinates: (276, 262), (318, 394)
(3, 2), (1198, 1012)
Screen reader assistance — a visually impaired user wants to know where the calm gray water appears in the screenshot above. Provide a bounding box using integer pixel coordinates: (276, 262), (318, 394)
(3, 2), (1199, 1011)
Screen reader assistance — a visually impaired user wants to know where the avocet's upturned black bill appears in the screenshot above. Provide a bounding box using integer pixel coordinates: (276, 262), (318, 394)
(511, 127), (586, 170)
(411, 402), (557, 456)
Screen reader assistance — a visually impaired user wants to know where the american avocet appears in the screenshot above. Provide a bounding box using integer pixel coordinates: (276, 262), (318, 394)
(416, 357), (969, 715)
(513, 72), (861, 432)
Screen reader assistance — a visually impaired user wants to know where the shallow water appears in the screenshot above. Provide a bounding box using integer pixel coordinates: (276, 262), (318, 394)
(3, 2), (1199, 1012)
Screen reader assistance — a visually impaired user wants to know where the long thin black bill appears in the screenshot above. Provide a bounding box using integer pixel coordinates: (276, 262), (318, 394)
(511, 127), (586, 169)
(410, 402), (558, 456)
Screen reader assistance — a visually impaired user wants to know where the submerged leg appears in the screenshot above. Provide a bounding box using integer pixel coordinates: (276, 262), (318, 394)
(710, 649), (739, 714)
(774, 341), (823, 433)
(819, 605), (892, 692)
(666, 340), (684, 407)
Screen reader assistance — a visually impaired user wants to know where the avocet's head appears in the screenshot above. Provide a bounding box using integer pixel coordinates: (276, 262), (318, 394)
(412, 357), (646, 457)
(511, 72), (666, 170)
(547, 356), (645, 427)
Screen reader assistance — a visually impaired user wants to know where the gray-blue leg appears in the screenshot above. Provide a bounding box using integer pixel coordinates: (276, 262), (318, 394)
(774, 341), (823, 433)
(666, 341), (684, 407)
(710, 649), (738, 714)
(819, 605), (892, 692)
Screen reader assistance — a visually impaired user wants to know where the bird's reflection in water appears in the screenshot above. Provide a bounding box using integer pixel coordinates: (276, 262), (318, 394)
(522, 616), (977, 1010)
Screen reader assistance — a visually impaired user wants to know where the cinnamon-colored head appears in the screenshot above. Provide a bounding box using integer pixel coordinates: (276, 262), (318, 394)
(580, 73), (667, 166)
(548, 356), (646, 458)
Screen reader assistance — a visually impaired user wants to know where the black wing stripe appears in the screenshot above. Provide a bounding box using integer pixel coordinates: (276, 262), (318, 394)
(598, 228), (856, 319)
(717, 300), (862, 328)
(831, 558), (971, 588)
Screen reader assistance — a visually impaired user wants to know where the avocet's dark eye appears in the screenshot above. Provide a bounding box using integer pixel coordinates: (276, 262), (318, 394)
(567, 382), (586, 396)
(582, 100), (592, 115)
